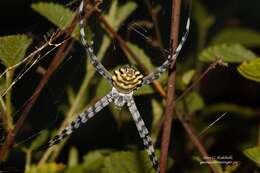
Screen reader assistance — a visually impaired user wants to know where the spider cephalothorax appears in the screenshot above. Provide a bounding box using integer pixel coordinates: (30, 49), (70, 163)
(112, 65), (143, 93)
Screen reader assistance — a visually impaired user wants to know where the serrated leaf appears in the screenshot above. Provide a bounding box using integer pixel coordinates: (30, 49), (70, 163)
(31, 2), (75, 30)
(26, 163), (65, 173)
(29, 130), (48, 150)
(199, 44), (257, 63)
(0, 35), (32, 67)
(243, 146), (260, 167)
(237, 58), (260, 82)
(211, 28), (260, 47)
(177, 91), (205, 113)
(102, 150), (159, 173)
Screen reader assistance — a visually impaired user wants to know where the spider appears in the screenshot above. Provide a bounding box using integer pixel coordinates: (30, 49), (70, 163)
(39, 1), (190, 172)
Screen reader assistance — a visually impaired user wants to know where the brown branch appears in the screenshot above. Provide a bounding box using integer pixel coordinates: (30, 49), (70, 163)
(94, 10), (166, 97)
(175, 111), (220, 173)
(0, 7), (80, 161)
(159, 0), (181, 172)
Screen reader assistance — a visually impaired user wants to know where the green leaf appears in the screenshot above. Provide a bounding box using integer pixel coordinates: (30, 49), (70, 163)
(243, 146), (260, 167)
(135, 73), (167, 96)
(0, 35), (32, 67)
(26, 163), (65, 173)
(31, 2), (75, 30)
(151, 99), (163, 140)
(176, 69), (196, 90)
(29, 130), (48, 150)
(199, 44), (257, 63)
(177, 91), (205, 113)
(193, 0), (215, 51)
(67, 85), (76, 106)
(224, 163), (240, 173)
(211, 28), (260, 47)
(182, 69), (195, 85)
(237, 58), (260, 82)
(202, 103), (255, 118)
(193, 1), (215, 28)
(102, 150), (159, 173)
(97, 0), (137, 59)
(125, 42), (155, 71)
(83, 150), (113, 170)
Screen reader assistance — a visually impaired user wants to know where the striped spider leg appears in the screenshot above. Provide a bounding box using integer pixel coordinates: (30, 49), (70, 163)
(139, 16), (190, 88)
(127, 97), (160, 172)
(38, 0), (190, 171)
(37, 91), (113, 151)
(78, 1), (113, 85)
(79, 0), (190, 89)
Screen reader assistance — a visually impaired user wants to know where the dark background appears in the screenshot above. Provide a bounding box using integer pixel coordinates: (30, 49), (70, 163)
(0, 0), (260, 172)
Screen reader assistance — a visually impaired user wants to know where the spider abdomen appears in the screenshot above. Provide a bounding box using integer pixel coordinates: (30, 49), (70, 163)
(112, 66), (143, 93)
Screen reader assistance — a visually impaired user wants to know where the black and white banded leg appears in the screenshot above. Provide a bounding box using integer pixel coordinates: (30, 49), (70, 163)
(141, 17), (190, 87)
(127, 97), (160, 173)
(37, 91), (113, 151)
(79, 0), (113, 85)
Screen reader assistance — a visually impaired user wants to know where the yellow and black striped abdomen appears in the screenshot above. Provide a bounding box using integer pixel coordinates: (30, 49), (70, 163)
(112, 66), (143, 93)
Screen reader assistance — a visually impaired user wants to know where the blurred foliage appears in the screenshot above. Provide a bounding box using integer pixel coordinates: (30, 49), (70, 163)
(0, 0), (260, 173)
(237, 57), (260, 82)
(199, 44), (257, 63)
(243, 146), (260, 167)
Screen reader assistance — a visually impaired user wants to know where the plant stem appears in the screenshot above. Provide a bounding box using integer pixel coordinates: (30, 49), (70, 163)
(0, 7), (79, 161)
(5, 70), (14, 130)
(175, 111), (220, 173)
(24, 149), (32, 173)
(176, 58), (225, 103)
(38, 66), (91, 164)
(159, 0), (181, 172)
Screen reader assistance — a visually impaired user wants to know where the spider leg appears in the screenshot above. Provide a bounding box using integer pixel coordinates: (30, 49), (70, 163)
(37, 91), (113, 151)
(127, 97), (160, 173)
(140, 6), (191, 88)
(79, 0), (113, 85)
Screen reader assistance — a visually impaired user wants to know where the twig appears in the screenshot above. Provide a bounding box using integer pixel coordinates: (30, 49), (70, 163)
(159, 0), (181, 172)
(176, 57), (226, 102)
(0, 6), (80, 161)
(175, 111), (220, 173)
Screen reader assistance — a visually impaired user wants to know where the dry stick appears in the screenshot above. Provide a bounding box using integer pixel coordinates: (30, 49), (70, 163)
(159, 0), (181, 172)
(94, 10), (166, 97)
(176, 58), (226, 103)
(175, 111), (220, 173)
(0, 10), (79, 161)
